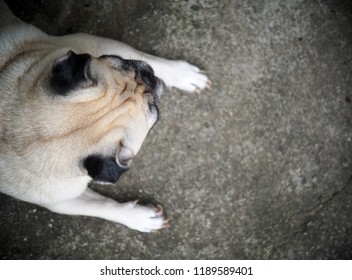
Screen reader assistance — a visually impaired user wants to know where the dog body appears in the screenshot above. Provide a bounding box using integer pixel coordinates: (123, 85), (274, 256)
(0, 1), (209, 232)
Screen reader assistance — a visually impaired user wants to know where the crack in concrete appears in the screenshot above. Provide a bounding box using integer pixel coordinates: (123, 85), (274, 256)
(266, 174), (352, 259)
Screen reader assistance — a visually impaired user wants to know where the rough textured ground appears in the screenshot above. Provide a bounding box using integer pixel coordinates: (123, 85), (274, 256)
(1, 0), (352, 259)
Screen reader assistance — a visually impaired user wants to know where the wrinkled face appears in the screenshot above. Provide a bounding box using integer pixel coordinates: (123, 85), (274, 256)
(45, 51), (162, 183)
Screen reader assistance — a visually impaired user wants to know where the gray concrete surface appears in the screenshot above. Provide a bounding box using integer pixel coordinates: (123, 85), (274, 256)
(1, 0), (352, 259)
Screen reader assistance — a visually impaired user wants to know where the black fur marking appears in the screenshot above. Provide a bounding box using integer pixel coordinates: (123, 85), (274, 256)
(135, 60), (157, 89)
(51, 51), (93, 96)
(83, 155), (128, 184)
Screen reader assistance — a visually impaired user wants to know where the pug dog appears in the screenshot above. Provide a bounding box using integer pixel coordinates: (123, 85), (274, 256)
(0, 1), (210, 232)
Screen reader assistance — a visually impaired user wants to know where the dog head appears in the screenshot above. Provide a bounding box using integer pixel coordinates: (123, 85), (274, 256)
(10, 50), (162, 184)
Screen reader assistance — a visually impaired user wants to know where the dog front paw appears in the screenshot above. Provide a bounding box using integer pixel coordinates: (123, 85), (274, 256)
(156, 60), (211, 94)
(120, 201), (169, 233)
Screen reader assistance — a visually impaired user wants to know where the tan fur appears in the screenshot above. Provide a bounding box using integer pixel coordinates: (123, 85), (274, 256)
(0, 1), (209, 232)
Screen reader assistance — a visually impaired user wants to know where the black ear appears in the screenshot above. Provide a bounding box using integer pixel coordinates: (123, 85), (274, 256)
(83, 155), (129, 184)
(50, 51), (93, 96)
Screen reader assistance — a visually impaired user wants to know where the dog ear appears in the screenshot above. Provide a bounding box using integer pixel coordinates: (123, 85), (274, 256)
(50, 50), (94, 96)
(83, 155), (129, 184)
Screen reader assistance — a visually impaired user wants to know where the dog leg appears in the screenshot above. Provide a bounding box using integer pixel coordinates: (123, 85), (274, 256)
(45, 188), (168, 232)
(144, 58), (212, 94)
(61, 33), (211, 93)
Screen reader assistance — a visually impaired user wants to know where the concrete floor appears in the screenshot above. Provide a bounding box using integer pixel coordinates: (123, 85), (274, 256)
(1, 0), (352, 259)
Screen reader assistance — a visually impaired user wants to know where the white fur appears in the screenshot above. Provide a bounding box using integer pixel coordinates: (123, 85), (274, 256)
(47, 188), (165, 233)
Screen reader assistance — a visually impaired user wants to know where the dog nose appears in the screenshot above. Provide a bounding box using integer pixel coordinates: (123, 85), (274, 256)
(133, 61), (159, 90)
(124, 59), (162, 96)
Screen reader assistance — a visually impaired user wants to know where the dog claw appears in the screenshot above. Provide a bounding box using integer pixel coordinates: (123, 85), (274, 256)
(155, 204), (163, 215)
(163, 218), (170, 228)
(150, 218), (170, 233)
(206, 80), (212, 90)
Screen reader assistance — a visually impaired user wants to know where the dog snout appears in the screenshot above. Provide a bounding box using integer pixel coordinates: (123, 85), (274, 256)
(121, 58), (160, 92)
(99, 55), (161, 94)
(134, 62), (163, 100)
(134, 61), (159, 91)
